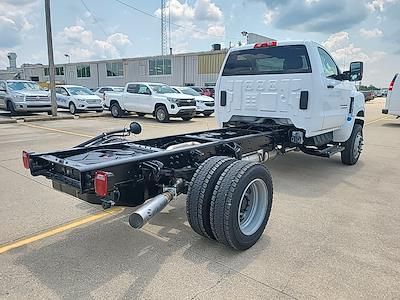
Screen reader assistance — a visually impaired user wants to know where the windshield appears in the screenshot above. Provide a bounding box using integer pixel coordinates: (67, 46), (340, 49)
(179, 87), (200, 96)
(67, 86), (94, 96)
(149, 84), (176, 94)
(8, 81), (42, 91)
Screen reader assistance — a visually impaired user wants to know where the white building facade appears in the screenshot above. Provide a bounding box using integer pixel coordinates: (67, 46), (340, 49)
(22, 50), (228, 89)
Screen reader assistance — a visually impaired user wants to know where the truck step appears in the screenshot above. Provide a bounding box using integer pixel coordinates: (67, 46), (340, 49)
(301, 145), (345, 158)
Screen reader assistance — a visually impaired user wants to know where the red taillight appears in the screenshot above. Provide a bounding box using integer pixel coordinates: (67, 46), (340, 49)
(389, 80), (394, 91)
(94, 171), (108, 197)
(22, 151), (30, 169)
(254, 41), (277, 48)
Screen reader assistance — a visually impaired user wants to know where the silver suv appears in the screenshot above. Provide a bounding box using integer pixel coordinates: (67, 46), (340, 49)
(0, 80), (51, 115)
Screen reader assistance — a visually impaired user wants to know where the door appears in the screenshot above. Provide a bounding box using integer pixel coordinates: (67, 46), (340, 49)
(318, 47), (349, 130)
(55, 87), (70, 108)
(136, 84), (154, 113)
(0, 81), (7, 109)
(123, 84), (140, 111)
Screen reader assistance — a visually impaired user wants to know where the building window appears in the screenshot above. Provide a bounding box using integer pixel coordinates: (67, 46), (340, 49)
(44, 67), (64, 76)
(149, 58), (171, 75)
(106, 62), (123, 77)
(77, 65), (91, 78)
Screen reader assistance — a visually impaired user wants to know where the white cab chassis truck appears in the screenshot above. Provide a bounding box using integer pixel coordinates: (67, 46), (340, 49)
(23, 41), (365, 251)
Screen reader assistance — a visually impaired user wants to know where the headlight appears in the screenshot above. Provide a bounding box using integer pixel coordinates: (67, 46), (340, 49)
(77, 98), (86, 102)
(14, 94), (25, 101)
(167, 97), (178, 103)
(197, 100), (204, 104)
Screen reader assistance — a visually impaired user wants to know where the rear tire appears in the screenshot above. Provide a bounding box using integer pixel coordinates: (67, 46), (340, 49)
(110, 102), (123, 118)
(69, 102), (77, 115)
(7, 101), (17, 116)
(186, 156), (236, 239)
(341, 124), (363, 165)
(155, 105), (169, 123)
(210, 160), (273, 250)
(137, 112), (145, 117)
(181, 116), (193, 121)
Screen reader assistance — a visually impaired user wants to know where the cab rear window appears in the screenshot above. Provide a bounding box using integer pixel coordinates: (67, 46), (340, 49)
(222, 45), (312, 76)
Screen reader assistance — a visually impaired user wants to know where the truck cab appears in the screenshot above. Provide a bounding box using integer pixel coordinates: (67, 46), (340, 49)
(216, 40), (365, 147)
(105, 82), (197, 122)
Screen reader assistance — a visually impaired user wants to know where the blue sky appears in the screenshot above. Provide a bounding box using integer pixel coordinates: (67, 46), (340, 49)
(0, 0), (399, 86)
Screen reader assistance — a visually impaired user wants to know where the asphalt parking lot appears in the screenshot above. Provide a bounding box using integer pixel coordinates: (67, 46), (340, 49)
(0, 98), (399, 299)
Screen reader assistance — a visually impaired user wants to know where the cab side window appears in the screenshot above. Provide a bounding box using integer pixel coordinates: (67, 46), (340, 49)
(318, 47), (339, 79)
(127, 84), (139, 94)
(138, 84), (150, 95)
(0, 81), (6, 91)
(60, 88), (69, 96)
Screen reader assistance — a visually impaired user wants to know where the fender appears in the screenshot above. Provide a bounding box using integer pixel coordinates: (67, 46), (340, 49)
(333, 91), (365, 143)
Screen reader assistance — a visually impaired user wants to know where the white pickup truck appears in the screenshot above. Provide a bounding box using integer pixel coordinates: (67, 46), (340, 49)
(104, 82), (197, 122)
(216, 40), (365, 165)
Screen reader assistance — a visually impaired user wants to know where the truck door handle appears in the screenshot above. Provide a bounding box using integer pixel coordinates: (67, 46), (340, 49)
(327, 85), (334, 89)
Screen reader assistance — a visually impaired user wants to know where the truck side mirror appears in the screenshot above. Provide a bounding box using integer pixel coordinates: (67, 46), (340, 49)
(129, 122), (142, 134)
(349, 61), (363, 81)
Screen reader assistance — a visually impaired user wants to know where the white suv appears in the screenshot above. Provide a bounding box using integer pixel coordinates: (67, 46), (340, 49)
(104, 82), (197, 122)
(172, 86), (215, 116)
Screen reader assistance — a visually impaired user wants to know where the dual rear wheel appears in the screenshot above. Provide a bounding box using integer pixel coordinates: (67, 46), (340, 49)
(186, 156), (273, 250)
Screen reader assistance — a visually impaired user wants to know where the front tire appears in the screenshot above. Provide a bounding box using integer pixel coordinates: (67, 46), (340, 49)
(137, 112), (145, 117)
(110, 102), (123, 118)
(181, 116), (193, 121)
(7, 101), (17, 116)
(210, 160), (273, 250)
(155, 105), (169, 123)
(69, 102), (77, 115)
(203, 112), (213, 117)
(341, 124), (363, 165)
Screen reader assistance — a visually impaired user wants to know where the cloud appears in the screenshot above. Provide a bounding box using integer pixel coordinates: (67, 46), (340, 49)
(56, 24), (131, 61)
(154, 0), (225, 53)
(256, 0), (369, 33)
(360, 28), (383, 38)
(0, 0), (38, 48)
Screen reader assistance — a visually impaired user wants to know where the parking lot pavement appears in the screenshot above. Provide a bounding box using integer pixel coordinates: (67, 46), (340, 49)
(1, 100), (399, 299)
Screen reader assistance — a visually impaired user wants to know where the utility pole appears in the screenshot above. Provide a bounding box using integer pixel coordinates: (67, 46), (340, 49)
(45, 0), (57, 116)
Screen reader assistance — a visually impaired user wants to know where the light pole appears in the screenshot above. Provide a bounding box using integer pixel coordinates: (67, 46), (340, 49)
(64, 54), (70, 63)
(45, 0), (57, 116)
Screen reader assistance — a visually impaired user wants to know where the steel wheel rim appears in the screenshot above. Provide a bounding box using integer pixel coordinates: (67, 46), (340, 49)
(111, 105), (118, 117)
(353, 132), (363, 159)
(238, 178), (268, 236)
(156, 108), (165, 121)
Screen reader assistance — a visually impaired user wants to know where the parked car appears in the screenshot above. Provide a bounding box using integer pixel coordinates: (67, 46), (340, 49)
(104, 82), (196, 122)
(361, 91), (375, 101)
(376, 88), (388, 97)
(171, 86), (214, 116)
(0, 80), (51, 115)
(191, 86), (215, 98)
(55, 85), (103, 114)
(94, 86), (124, 100)
(382, 73), (400, 117)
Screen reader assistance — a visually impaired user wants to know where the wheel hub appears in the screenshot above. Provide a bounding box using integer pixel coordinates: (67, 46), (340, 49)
(353, 132), (363, 159)
(237, 178), (268, 236)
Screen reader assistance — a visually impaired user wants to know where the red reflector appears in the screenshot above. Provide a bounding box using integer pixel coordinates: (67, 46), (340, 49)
(22, 151), (30, 169)
(94, 171), (108, 197)
(389, 80), (394, 91)
(254, 41), (277, 48)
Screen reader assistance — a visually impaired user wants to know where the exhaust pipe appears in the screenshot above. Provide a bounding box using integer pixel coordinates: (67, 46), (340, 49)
(129, 179), (183, 229)
(129, 191), (174, 229)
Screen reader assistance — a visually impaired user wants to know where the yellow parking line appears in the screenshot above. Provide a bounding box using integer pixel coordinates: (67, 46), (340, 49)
(365, 116), (389, 125)
(0, 207), (124, 254)
(20, 122), (93, 138)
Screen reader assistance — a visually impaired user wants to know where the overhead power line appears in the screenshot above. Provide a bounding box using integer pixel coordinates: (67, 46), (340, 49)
(114, 0), (240, 41)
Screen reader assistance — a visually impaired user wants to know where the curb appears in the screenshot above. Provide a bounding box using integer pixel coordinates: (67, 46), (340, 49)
(0, 119), (17, 124)
(12, 115), (75, 122)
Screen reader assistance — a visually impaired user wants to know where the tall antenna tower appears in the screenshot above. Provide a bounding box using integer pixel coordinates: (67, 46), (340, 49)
(161, 0), (168, 56)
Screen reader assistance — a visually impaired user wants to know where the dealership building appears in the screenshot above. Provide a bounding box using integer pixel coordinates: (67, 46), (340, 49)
(20, 49), (228, 89)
